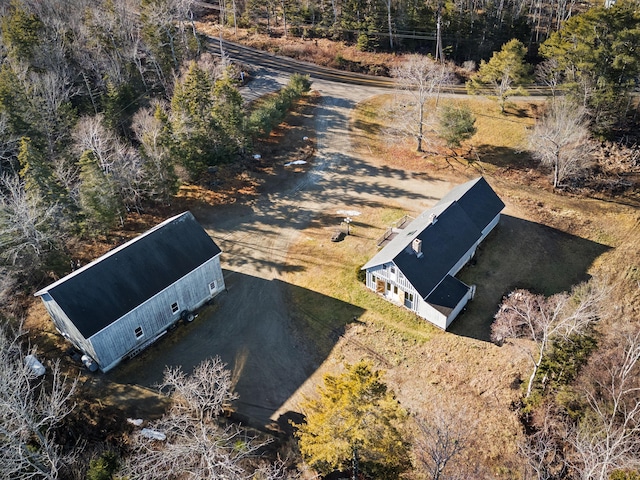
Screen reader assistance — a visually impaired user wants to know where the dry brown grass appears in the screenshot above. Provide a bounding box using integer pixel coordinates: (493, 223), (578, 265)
(280, 93), (640, 477)
(197, 23), (402, 75)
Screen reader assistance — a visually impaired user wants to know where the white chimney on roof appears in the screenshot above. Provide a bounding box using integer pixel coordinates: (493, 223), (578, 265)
(412, 238), (423, 257)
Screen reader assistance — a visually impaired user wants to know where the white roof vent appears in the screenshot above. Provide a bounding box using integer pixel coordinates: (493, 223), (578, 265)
(429, 213), (437, 225)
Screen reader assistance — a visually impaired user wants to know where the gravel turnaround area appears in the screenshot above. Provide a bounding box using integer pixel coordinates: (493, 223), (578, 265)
(109, 72), (453, 428)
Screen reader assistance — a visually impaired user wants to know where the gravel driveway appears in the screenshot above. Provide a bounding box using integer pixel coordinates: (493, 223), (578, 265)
(109, 71), (452, 428)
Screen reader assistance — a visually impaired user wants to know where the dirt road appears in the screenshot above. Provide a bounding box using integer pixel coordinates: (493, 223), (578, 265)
(109, 72), (453, 428)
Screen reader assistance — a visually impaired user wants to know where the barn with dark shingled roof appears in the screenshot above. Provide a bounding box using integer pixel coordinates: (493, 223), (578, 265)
(35, 211), (225, 372)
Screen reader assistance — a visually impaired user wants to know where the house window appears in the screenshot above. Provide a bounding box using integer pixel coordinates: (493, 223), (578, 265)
(208, 281), (216, 293)
(382, 264), (387, 270)
(404, 292), (414, 309)
(171, 302), (179, 314)
(386, 282), (391, 291)
(394, 285), (398, 294)
(390, 267), (396, 274)
(134, 326), (144, 339)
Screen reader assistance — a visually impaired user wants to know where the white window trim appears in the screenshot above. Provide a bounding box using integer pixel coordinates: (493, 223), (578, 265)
(134, 326), (144, 339)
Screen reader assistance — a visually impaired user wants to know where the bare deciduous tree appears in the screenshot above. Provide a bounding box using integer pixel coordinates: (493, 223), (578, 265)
(491, 281), (605, 398)
(156, 356), (237, 422)
(0, 173), (63, 273)
(73, 115), (146, 211)
(570, 325), (640, 480)
(131, 101), (178, 203)
(529, 98), (594, 189)
(391, 55), (456, 152)
(534, 58), (564, 98)
(0, 322), (78, 480)
(122, 357), (289, 479)
(413, 405), (478, 480)
(520, 405), (568, 480)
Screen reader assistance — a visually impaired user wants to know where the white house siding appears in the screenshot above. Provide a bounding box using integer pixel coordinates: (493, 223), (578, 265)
(416, 297), (448, 329)
(448, 243), (479, 277)
(479, 213), (501, 242)
(88, 255), (224, 372)
(365, 264), (419, 313)
(442, 288), (474, 329)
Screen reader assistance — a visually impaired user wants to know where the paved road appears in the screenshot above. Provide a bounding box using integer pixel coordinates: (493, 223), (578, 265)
(213, 37), (550, 95)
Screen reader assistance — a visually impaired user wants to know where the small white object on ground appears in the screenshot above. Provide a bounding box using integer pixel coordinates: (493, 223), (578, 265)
(140, 428), (167, 441)
(253, 154), (262, 160)
(336, 210), (362, 216)
(25, 354), (46, 377)
(127, 418), (144, 426)
(284, 160), (307, 166)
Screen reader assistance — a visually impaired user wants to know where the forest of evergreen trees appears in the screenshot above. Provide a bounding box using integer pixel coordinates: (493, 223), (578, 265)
(0, 0), (311, 292)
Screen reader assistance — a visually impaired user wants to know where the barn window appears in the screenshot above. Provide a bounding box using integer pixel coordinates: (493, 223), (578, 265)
(208, 281), (216, 293)
(134, 326), (144, 339)
(171, 302), (179, 314)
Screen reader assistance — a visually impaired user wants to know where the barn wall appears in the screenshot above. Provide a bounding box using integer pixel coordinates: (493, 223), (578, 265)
(89, 255), (225, 371)
(39, 295), (99, 360)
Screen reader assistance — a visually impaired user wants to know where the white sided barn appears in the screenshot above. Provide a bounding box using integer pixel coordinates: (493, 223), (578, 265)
(34, 211), (225, 372)
(362, 177), (504, 330)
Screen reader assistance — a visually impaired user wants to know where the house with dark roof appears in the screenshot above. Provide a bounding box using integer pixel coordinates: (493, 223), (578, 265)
(362, 177), (504, 330)
(34, 211), (225, 372)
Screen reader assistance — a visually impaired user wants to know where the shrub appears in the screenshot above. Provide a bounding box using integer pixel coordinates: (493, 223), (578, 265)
(86, 451), (118, 480)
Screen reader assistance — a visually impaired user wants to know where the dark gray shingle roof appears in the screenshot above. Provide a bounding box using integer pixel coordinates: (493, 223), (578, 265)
(363, 177), (504, 300)
(426, 275), (472, 316)
(35, 212), (221, 338)
(391, 202), (481, 298)
(435, 177), (505, 232)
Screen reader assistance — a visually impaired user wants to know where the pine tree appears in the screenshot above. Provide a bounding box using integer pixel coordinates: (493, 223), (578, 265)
(212, 73), (248, 158)
(294, 361), (410, 479)
(78, 150), (122, 234)
(438, 104), (477, 148)
(0, 1), (43, 61)
(170, 62), (217, 179)
(466, 39), (531, 114)
(539, 2), (640, 136)
(18, 137), (65, 206)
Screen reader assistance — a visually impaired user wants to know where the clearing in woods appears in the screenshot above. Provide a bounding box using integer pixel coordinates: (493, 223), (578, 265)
(25, 81), (637, 476)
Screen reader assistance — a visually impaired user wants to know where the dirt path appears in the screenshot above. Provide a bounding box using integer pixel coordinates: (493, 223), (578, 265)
(109, 73), (453, 428)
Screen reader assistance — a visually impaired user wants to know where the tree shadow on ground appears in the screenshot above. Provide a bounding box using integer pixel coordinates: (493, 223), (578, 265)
(448, 215), (611, 342)
(474, 144), (537, 170)
(108, 272), (363, 430)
